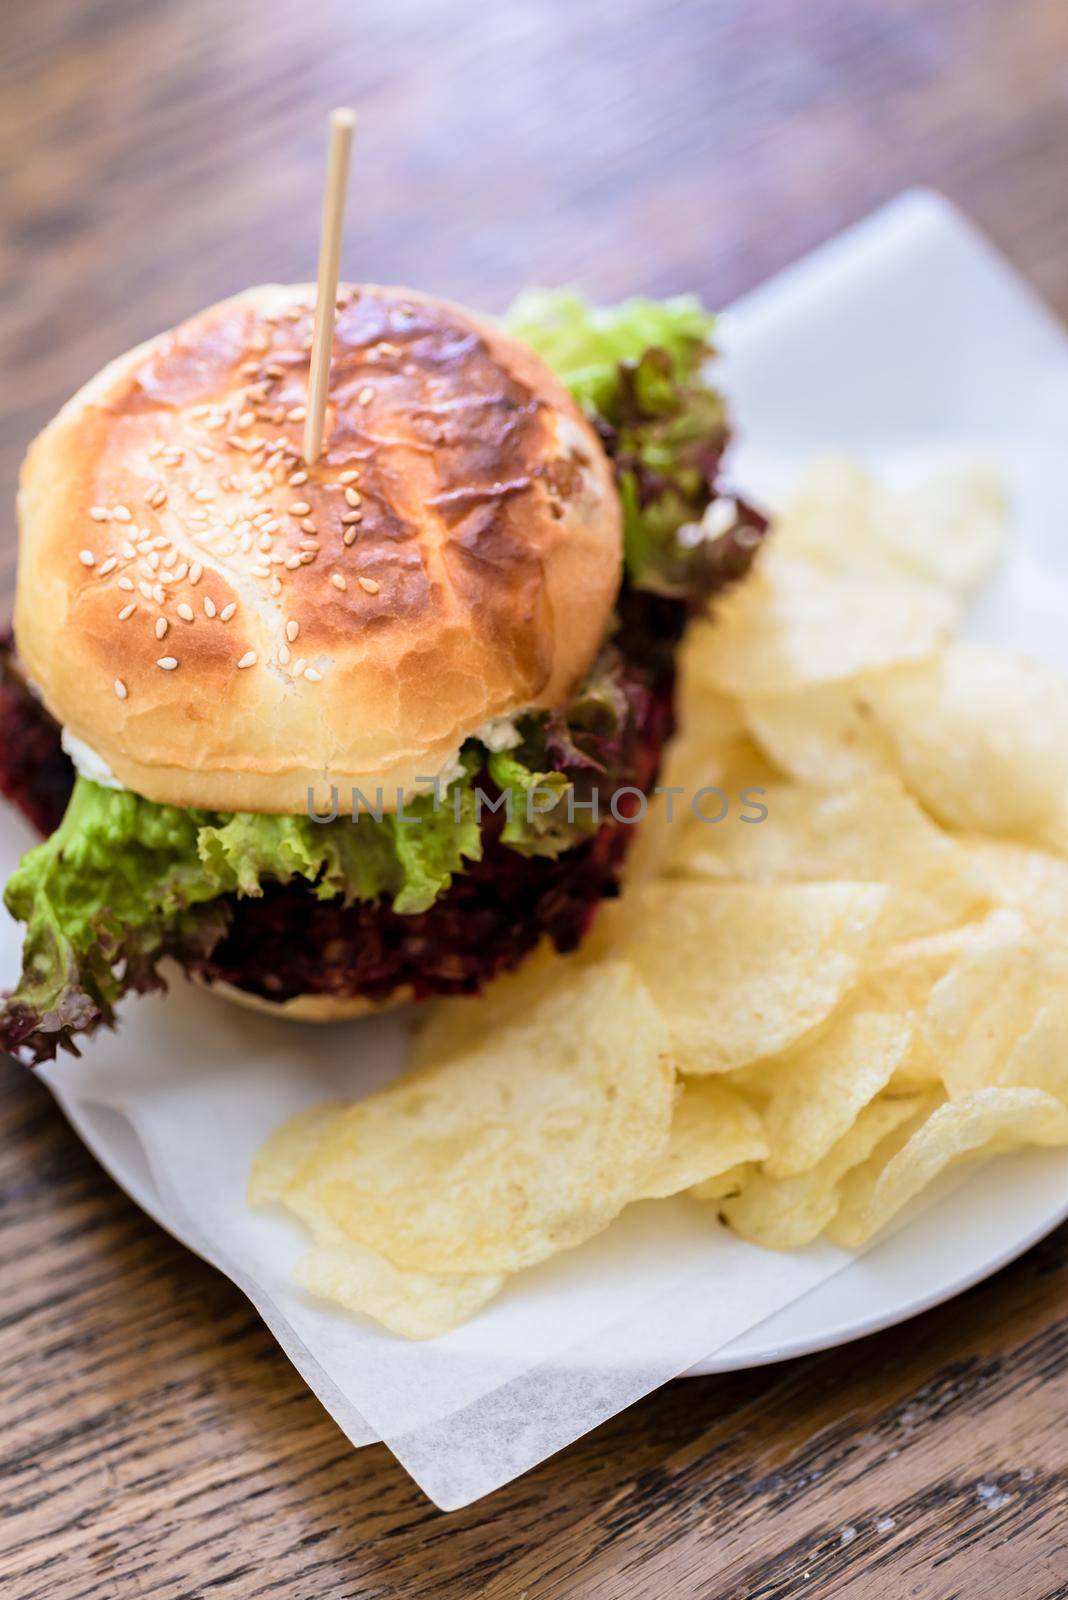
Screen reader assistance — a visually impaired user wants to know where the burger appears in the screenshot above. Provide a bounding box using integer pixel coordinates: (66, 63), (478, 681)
(0, 283), (765, 1062)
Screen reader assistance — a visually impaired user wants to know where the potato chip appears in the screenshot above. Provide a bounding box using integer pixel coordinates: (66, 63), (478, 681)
(634, 1079), (767, 1200)
(249, 1101), (345, 1205)
(687, 552), (954, 697)
(999, 993), (1068, 1103)
(960, 836), (1068, 935)
(828, 1088), (1068, 1248)
(718, 1095), (928, 1249)
(664, 776), (986, 940)
(689, 1162), (758, 1202)
(293, 1240), (504, 1340)
(617, 881), (887, 1074)
(774, 458), (1006, 595)
(881, 462), (1007, 594)
(862, 646), (1068, 839)
(279, 961), (674, 1274)
(920, 909), (1068, 1102)
(616, 692), (761, 888)
(743, 678), (898, 789)
(407, 941), (568, 1073)
(855, 921), (1023, 1090)
(922, 910), (1048, 1096)
(749, 1008), (915, 1178)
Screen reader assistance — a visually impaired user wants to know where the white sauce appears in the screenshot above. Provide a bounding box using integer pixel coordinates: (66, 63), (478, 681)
(60, 729), (125, 790)
(473, 715), (523, 752)
(58, 714), (526, 803)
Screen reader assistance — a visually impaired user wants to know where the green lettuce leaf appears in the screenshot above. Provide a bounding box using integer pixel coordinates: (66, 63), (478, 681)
(506, 288), (764, 603)
(505, 289), (714, 416)
(1, 768), (485, 1062)
(485, 752), (576, 858)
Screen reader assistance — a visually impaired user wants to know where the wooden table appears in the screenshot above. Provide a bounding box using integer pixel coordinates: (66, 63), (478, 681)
(2, 1), (1067, 1593)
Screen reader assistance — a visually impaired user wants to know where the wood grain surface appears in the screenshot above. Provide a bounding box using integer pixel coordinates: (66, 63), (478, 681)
(2, 0), (1067, 1594)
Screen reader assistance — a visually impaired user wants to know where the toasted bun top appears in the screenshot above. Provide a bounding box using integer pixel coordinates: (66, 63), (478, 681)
(16, 284), (621, 813)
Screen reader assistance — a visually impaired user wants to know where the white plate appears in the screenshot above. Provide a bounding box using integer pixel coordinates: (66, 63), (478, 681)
(54, 1091), (1068, 1375)
(7, 189), (1068, 1502)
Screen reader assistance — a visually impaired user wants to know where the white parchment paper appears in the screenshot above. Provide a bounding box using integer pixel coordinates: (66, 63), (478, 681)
(7, 190), (1068, 1508)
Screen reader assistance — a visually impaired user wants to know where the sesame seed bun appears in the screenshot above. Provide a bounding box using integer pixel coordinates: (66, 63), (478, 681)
(15, 284), (621, 814)
(197, 976), (411, 1023)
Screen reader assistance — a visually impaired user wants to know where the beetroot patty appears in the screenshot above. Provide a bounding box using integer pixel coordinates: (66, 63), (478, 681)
(0, 604), (677, 1008)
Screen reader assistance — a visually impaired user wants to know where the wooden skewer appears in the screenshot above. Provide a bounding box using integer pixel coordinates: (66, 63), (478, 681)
(303, 107), (356, 465)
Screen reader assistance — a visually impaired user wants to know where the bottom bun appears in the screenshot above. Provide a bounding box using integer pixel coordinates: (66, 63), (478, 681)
(196, 976), (414, 1023)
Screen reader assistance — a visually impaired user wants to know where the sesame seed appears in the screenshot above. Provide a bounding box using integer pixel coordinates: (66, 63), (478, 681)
(98, 556), (117, 576)
(112, 504), (132, 522)
(341, 510), (361, 525)
(299, 538), (319, 551)
(291, 657), (307, 677)
(344, 487), (362, 508)
(237, 651), (257, 669)
(285, 554), (302, 570)
(177, 602), (194, 622)
(90, 506), (110, 522)
(330, 572), (347, 591)
(153, 583), (165, 604)
(237, 412), (255, 428)
(79, 549), (96, 566)
(268, 575), (282, 597)
(220, 602), (237, 622)
(121, 541), (137, 560)
(278, 643), (291, 666)
(251, 564), (271, 578)
(342, 526), (358, 546)
(285, 620), (299, 641)
(118, 574), (135, 591)
(114, 679), (128, 700)
(194, 488), (215, 503)
(288, 470), (308, 486)
(138, 580), (154, 600)
(157, 656), (178, 670)
(173, 562), (189, 582)
(338, 469), (359, 485)
(204, 596), (217, 618)
(357, 386), (374, 405)
(287, 406), (307, 422)
(303, 667), (322, 682)
(156, 617), (169, 639)
(117, 602), (137, 620)
(289, 501), (311, 517)
(358, 576), (380, 594)
(299, 551), (316, 565)
(300, 518), (316, 533)
(148, 551), (161, 571)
